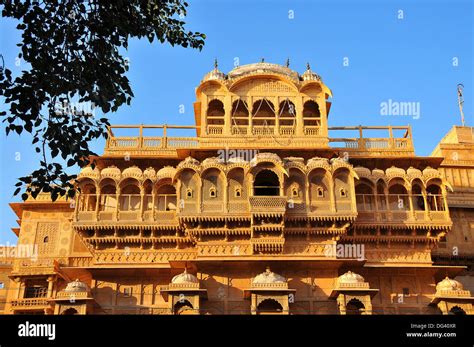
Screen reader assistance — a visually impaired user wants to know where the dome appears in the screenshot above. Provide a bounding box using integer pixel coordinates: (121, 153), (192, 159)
(202, 59), (226, 82)
(171, 268), (199, 284)
(228, 62), (300, 82)
(100, 166), (121, 180)
(354, 166), (372, 178)
(301, 63), (322, 82)
(143, 167), (157, 181)
(406, 167), (422, 180)
(252, 267), (286, 284)
(372, 168), (385, 178)
(307, 157), (330, 170)
(337, 271), (365, 285)
(386, 166), (406, 178)
(436, 277), (464, 292)
(423, 167), (440, 179)
(78, 166), (100, 180)
(156, 166), (176, 180)
(121, 166), (143, 180)
(179, 156), (200, 167)
(64, 279), (89, 293)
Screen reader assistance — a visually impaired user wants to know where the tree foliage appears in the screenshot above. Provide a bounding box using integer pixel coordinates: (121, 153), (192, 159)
(0, 0), (205, 201)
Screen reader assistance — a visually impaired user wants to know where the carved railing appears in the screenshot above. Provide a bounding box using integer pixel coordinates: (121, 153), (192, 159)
(435, 289), (472, 297)
(328, 125), (414, 154)
(56, 291), (90, 300)
(11, 298), (51, 309)
(103, 124), (413, 155)
(279, 126), (295, 135)
(76, 194), (178, 224)
(249, 196), (287, 213)
(231, 126), (248, 135)
(252, 126), (275, 136)
(304, 126), (320, 136)
(207, 125), (224, 135)
(355, 193), (450, 225)
(250, 282), (289, 290)
(336, 282), (370, 289)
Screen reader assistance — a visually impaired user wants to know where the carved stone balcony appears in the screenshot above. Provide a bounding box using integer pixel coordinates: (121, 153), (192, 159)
(251, 237), (285, 254)
(355, 193), (452, 229)
(10, 298), (51, 310)
(249, 196), (287, 215)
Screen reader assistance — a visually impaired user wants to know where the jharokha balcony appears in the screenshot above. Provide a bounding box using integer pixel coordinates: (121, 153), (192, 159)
(354, 193), (451, 228)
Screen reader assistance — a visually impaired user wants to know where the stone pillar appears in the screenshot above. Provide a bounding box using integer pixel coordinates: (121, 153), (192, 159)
(224, 94), (232, 136)
(295, 96), (303, 136)
(202, 95), (208, 136)
(47, 276), (54, 298)
(274, 97), (280, 136)
(95, 187), (101, 220)
(115, 187), (121, 221)
(329, 175), (336, 213)
(251, 294), (257, 315)
(248, 96), (253, 135)
(139, 186), (145, 222)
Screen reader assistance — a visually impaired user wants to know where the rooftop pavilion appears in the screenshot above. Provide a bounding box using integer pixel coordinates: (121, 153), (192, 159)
(104, 61), (415, 159)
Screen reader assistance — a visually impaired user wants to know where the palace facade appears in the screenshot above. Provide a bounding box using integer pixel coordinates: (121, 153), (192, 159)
(3, 62), (474, 315)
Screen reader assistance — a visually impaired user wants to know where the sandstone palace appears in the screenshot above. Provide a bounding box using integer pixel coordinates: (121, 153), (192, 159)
(1, 62), (474, 315)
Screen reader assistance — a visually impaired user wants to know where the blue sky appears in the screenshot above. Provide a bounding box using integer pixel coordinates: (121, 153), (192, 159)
(0, 0), (472, 243)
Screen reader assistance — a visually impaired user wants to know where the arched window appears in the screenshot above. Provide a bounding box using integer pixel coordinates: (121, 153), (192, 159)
(279, 99), (296, 127)
(449, 306), (466, 315)
(62, 308), (78, 315)
(285, 170), (305, 203)
(309, 169), (330, 212)
(78, 179), (97, 212)
(426, 184), (444, 211)
(303, 100), (321, 129)
(291, 185), (299, 198)
(231, 99), (249, 127)
(207, 99), (225, 125)
(346, 299), (365, 315)
(334, 169), (351, 211)
(157, 184), (177, 211)
(43, 236), (49, 243)
(174, 300), (194, 315)
(228, 168), (246, 202)
(99, 179), (117, 212)
(388, 183), (409, 210)
(119, 179), (140, 211)
(252, 99), (275, 132)
(257, 298), (283, 314)
(411, 181), (425, 211)
(254, 170), (280, 196)
(355, 181), (374, 211)
(186, 188), (193, 199)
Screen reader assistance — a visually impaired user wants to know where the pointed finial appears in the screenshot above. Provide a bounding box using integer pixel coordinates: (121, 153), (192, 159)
(214, 58), (218, 70)
(306, 62), (311, 71)
(286, 58), (290, 68)
(457, 83), (465, 126)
